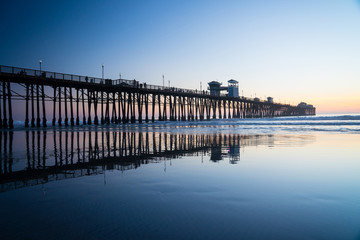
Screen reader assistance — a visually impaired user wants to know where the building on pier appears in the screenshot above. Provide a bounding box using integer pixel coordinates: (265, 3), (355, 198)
(208, 81), (222, 96)
(297, 102), (313, 108)
(227, 79), (239, 97)
(208, 79), (239, 97)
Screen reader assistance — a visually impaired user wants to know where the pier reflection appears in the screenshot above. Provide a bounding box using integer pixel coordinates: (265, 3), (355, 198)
(0, 130), (314, 192)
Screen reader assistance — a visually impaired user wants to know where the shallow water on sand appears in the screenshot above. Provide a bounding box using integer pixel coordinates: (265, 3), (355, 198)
(0, 125), (360, 239)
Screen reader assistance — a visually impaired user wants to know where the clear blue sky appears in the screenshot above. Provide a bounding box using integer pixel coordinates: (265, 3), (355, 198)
(1, 0), (360, 113)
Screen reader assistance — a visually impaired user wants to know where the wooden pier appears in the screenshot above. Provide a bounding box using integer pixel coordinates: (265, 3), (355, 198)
(0, 65), (316, 128)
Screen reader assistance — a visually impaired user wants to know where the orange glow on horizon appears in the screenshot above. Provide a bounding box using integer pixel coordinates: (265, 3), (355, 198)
(311, 97), (360, 114)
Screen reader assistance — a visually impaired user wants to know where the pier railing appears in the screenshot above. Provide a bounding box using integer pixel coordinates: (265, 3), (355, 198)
(0, 65), (107, 85)
(0, 64), (309, 107)
(0, 65), (256, 100)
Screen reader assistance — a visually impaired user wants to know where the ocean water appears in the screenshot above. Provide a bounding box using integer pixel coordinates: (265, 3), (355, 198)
(1, 114), (360, 239)
(151, 113), (360, 134)
(10, 113), (360, 134)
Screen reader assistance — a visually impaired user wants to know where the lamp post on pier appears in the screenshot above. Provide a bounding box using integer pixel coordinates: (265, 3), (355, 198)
(102, 64), (104, 83)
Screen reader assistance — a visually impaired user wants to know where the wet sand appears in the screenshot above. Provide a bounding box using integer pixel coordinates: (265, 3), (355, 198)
(0, 127), (359, 239)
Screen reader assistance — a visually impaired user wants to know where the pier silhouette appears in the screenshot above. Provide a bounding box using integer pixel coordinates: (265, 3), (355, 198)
(0, 65), (315, 129)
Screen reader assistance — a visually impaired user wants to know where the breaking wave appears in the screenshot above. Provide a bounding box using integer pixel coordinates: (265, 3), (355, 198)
(9, 114), (360, 134)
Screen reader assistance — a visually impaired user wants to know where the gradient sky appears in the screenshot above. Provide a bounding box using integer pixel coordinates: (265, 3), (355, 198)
(1, 0), (360, 113)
